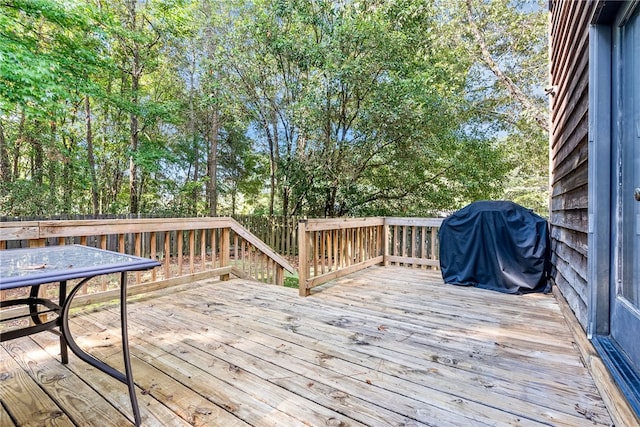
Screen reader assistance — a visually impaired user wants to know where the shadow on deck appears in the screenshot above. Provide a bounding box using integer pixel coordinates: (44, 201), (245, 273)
(1, 266), (612, 426)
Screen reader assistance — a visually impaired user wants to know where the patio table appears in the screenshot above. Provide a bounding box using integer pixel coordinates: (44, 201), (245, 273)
(0, 244), (160, 426)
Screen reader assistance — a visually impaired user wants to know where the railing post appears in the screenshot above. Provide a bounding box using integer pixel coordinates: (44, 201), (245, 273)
(30, 222), (45, 248)
(220, 227), (230, 281)
(298, 220), (309, 296)
(383, 218), (390, 266)
(29, 238), (46, 248)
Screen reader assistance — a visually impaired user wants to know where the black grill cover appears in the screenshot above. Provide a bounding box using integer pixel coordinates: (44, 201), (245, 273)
(439, 201), (550, 294)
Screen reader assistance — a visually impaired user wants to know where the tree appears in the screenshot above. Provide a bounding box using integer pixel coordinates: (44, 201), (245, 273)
(436, 0), (550, 214)
(218, 117), (268, 215)
(226, 0), (508, 217)
(199, 0), (221, 216)
(0, 0), (107, 215)
(0, 0), (548, 218)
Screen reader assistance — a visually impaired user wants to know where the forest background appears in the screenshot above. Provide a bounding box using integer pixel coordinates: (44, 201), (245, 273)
(0, 0), (549, 219)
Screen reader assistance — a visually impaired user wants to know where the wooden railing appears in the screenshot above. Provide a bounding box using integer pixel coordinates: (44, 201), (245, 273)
(384, 217), (443, 268)
(1, 216), (443, 303)
(0, 218), (296, 311)
(297, 217), (443, 296)
(233, 215), (300, 256)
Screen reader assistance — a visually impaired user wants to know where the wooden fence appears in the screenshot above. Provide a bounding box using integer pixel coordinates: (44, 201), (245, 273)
(0, 218), (296, 317)
(297, 217), (443, 296)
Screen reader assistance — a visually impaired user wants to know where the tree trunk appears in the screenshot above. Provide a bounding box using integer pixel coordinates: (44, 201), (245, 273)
(189, 56), (199, 217)
(0, 119), (10, 183)
(208, 105), (219, 217)
(31, 122), (44, 185)
(264, 116), (276, 217)
(85, 95), (99, 216)
(276, 116), (294, 219)
(46, 120), (59, 211)
(203, 0), (218, 217)
(129, 101), (139, 213)
(62, 133), (72, 212)
(127, 0), (140, 215)
(231, 190), (236, 216)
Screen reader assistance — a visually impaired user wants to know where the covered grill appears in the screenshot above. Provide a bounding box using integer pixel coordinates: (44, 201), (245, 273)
(439, 200), (550, 294)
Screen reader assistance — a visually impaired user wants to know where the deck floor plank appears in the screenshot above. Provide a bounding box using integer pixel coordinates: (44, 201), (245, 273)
(184, 276), (600, 392)
(126, 301), (515, 427)
(35, 314), (283, 427)
(0, 401), (17, 427)
(162, 274), (608, 425)
(1, 266), (614, 426)
(2, 336), (134, 427)
(184, 293), (604, 421)
(0, 342), (75, 427)
(83, 319), (358, 427)
(79, 300), (429, 427)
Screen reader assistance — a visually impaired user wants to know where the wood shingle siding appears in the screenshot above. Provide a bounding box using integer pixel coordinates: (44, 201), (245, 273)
(549, 0), (594, 330)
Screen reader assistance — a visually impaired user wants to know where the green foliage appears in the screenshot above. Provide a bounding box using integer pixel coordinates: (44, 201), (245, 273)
(283, 275), (299, 289)
(231, 0), (514, 217)
(0, 0), (549, 219)
(0, 0), (105, 115)
(0, 179), (59, 216)
(431, 0), (550, 214)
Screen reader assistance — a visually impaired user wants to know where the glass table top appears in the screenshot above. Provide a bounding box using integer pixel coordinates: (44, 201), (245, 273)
(0, 245), (160, 289)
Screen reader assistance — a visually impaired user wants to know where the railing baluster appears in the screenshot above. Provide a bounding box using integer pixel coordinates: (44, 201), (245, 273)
(189, 230), (195, 274)
(320, 230), (326, 275)
(135, 233), (142, 284)
(431, 226), (437, 266)
(150, 232), (157, 282)
(220, 227), (230, 281)
(313, 231), (319, 277)
(200, 229), (206, 271)
(164, 231), (170, 279)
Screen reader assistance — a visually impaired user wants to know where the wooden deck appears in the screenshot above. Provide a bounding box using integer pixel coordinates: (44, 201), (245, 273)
(1, 266), (613, 426)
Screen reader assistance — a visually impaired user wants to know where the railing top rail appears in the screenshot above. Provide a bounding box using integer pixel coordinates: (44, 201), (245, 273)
(0, 222), (41, 240)
(0, 217), (237, 240)
(299, 217), (444, 232)
(384, 217), (444, 227)
(301, 217), (385, 232)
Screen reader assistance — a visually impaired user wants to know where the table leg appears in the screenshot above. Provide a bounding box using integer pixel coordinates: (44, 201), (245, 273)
(120, 271), (141, 426)
(27, 285), (42, 325)
(59, 281), (69, 364)
(60, 275), (141, 426)
(24, 284), (68, 363)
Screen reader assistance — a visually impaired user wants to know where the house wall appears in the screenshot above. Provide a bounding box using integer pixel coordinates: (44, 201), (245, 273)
(548, 0), (595, 329)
